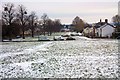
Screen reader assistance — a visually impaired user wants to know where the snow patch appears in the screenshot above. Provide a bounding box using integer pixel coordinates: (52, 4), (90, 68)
(79, 36), (92, 40)
(0, 42), (53, 58)
(11, 58), (46, 71)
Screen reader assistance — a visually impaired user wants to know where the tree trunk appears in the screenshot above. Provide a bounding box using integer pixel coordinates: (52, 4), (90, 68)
(50, 31), (52, 36)
(22, 26), (25, 39)
(9, 25), (12, 41)
(22, 30), (25, 39)
(32, 29), (34, 37)
(43, 27), (45, 36)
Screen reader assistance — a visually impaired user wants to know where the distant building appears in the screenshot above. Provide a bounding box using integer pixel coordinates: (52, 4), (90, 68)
(60, 28), (70, 32)
(97, 23), (115, 38)
(83, 19), (115, 38)
(61, 24), (75, 32)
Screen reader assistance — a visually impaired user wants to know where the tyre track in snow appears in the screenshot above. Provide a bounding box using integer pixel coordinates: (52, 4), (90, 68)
(0, 42), (53, 58)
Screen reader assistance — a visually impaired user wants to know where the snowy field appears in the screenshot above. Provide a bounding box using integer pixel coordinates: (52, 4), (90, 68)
(0, 37), (119, 78)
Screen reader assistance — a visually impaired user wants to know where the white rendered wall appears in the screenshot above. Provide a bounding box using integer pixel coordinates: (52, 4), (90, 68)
(102, 25), (115, 37)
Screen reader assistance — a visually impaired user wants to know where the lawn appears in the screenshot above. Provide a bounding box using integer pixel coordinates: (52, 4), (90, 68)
(0, 37), (119, 78)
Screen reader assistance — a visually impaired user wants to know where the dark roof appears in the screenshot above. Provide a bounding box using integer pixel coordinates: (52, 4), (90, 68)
(107, 23), (115, 27)
(100, 23), (115, 28)
(84, 24), (92, 28)
(84, 20), (116, 29)
(94, 22), (106, 28)
(94, 25), (101, 28)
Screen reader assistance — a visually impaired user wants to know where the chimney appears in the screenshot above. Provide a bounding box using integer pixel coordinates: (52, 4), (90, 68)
(105, 19), (108, 23)
(100, 19), (102, 22)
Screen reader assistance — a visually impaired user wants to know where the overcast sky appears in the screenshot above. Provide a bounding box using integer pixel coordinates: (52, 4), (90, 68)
(1, 0), (120, 24)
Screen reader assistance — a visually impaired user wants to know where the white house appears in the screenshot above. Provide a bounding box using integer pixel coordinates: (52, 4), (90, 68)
(98, 23), (115, 38)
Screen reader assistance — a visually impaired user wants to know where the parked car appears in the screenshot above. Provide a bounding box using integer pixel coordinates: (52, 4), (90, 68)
(66, 37), (76, 40)
(116, 36), (120, 39)
(61, 34), (70, 37)
(70, 32), (82, 36)
(61, 32), (71, 37)
(16, 36), (21, 38)
(54, 36), (64, 41)
(38, 36), (50, 41)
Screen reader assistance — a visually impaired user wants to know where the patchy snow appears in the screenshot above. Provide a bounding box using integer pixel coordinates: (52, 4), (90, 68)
(0, 38), (119, 78)
(0, 42), (52, 58)
(78, 36), (92, 40)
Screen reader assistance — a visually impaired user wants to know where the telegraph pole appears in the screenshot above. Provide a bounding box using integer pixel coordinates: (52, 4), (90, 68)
(118, 1), (120, 16)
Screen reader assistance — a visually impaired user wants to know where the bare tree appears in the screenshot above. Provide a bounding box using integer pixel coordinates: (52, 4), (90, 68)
(72, 16), (85, 33)
(54, 19), (61, 32)
(46, 19), (54, 36)
(2, 3), (15, 40)
(112, 15), (120, 38)
(112, 15), (120, 32)
(17, 4), (28, 39)
(41, 13), (49, 35)
(113, 15), (120, 23)
(28, 11), (38, 37)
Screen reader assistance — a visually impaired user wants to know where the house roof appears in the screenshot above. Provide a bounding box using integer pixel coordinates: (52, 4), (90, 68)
(94, 22), (106, 28)
(85, 21), (106, 29)
(99, 23), (115, 29)
(84, 20), (116, 29)
(84, 24), (92, 28)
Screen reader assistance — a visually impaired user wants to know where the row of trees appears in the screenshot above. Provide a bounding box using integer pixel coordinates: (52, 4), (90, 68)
(40, 13), (61, 36)
(2, 3), (62, 40)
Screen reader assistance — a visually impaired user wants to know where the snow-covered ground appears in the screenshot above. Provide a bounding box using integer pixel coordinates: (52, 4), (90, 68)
(0, 37), (119, 78)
